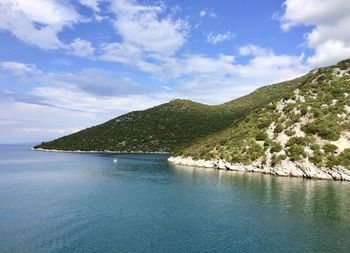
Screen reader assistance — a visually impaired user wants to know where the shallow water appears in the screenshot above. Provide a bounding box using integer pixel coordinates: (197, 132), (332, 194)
(0, 144), (349, 252)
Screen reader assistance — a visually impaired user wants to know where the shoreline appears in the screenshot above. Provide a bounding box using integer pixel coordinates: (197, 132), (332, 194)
(168, 156), (350, 181)
(31, 147), (170, 155)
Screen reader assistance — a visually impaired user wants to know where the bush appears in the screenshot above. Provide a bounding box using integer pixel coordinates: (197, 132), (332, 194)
(310, 144), (320, 151)
(300, 105), (308, 116)
(310, 154), (323, 165)
(285, 129), (296, 136)
(271, 154), (287, 166)
(247, 143), (264, 161)
(255, 132), (268, 141)
(264, 138), (273, 147)
(287, 145), (306, 161)
(323, 143), (338, 154)
(286, 137), (307, 147)
(274, 123), (284, 133)
(270, 142), (283, 153)
(338, 149), (350, 167)
(302, 121), (341, 141)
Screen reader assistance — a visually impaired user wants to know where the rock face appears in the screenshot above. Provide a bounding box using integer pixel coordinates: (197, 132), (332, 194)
(168, 156), (350, 181)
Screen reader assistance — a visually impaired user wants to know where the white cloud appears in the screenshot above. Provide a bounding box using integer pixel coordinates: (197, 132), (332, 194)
(99, 42), (143, 64)
(238, 44), (271, 57)
(207, 31), (235, 44)
(281, 0), (350, 66)
(199, 9), (216, 18)
(0, 61), (40, 76)
(79, 0), (101, 12)
(110, 0), (188, 55)
(69, 38), (95, 58)
(0, 0), (82, 49)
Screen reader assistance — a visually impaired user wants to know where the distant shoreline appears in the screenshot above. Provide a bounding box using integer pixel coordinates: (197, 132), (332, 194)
(31, 147), (170, 155)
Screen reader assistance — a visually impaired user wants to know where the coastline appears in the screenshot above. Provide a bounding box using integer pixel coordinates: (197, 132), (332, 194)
(31, 147), (170, 154)
(168, 156), (350, 181)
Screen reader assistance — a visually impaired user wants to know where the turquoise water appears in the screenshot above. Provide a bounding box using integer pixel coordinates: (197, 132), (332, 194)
(0, 145), (349, 252)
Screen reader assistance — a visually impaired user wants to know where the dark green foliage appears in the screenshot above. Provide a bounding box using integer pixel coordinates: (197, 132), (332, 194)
(274, 123), (284, 134)
(323, 144), (338, 154)
(36, 72), (303, 153)
(302, 120), (341, 141)
(286, 137), (307, 147)
(270, 142), (283, 153)
(287, 145), (306, 161)
(300, 105), (308, 116)
(285, 129), (296, 136)
(271, 154), (287, 166)
(338, 149), (350, 167)
(255, 132), (268, 141)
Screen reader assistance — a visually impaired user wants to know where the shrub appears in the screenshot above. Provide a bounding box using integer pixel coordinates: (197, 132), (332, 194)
(271, 154), (287, 166)
(270, 142), (283, 153)
(257, 120), (271, 129)
(283, 104), (294, 113)
(326, 155), (339, 168)
(302, 121), (341, 141)
(300, 105), (308, 116)
(255, 132), (268, 141)
(264, 138), (273, 147)
(247, 143), (264, 161)
(287, 145), (306, 161)
(286, 137), (307, 147)
(274, 123), (284, 133)
(338, 149), (350, 167)
(310, 144), (321, 151)
(323, 143), (338, 154)
(310, 154), (323, 166)
(285, 129), (296, 137)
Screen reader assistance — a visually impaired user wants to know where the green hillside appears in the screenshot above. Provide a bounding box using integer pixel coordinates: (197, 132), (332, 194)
(177, 59), (350, 170)
(34, 74), (304, 152)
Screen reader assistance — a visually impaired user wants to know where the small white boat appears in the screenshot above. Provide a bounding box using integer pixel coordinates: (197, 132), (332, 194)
(113, 158), (118, 163)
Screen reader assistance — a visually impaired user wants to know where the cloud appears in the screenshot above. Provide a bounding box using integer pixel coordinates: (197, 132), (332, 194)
(110, 0), (188, 55)
(281, 0), (350, 66)
(79, 0), (101, 12)
(199, 10), (216, 18)
(99, 42), (143, 64)
(45, 68), (150, 97)
(238, 44), (271, 57)
(0, 61), (40, 76)
(207, 31), (235, 44)
(0, 0), (82, 49)
(69, 38), (95, 58)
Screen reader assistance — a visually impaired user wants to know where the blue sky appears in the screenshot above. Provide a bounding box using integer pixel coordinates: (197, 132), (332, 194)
(1, 0), (350, 143)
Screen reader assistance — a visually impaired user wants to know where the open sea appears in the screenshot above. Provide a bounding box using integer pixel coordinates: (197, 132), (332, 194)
(0, 144), (349, 252)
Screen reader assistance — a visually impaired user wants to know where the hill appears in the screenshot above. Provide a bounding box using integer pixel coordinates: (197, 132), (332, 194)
(34, 76), (304, 152)
(170, 59), (350, 180)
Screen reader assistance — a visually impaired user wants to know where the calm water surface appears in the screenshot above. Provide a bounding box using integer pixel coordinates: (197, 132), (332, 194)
(0, 144), (349, 252)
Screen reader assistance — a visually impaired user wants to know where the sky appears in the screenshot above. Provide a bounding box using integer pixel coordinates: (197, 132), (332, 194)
(1, 0), (350, 143)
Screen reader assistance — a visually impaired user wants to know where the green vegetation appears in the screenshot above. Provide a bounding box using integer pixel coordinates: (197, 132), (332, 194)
(35, 59), (350, 171)
(177, 59), (350, 170)
(35, 75), (301, 152)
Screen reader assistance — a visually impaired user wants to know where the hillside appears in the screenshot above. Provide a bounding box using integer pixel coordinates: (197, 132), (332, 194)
(171, 59), (350, 180)
(34, 75), (303, 152)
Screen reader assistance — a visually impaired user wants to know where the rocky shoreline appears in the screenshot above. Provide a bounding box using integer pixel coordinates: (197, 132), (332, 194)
(168, 156), (350, 181)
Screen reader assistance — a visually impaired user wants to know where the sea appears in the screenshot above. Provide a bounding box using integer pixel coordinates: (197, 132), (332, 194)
(0, 144), (349, 252)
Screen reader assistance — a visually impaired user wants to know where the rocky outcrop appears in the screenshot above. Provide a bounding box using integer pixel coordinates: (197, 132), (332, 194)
(168, 156), (350, 181)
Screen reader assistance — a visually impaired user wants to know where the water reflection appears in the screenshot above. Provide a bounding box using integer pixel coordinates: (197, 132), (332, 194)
(171, 164), (350, 225)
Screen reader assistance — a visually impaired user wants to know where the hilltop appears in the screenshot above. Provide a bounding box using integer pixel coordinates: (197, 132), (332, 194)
(170, 59), (350, 180)
(34, 76), (302, 152)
